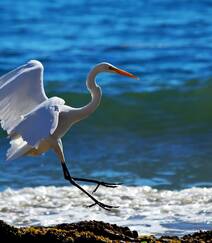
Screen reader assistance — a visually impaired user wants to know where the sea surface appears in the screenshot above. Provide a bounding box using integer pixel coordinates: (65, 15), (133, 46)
(0, 0), (212, 236)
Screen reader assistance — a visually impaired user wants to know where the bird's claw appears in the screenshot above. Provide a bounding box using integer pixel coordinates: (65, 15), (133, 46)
(87, 201), (119, 211)
(92, 182), (121, 193)
(61, 163), (119, 211)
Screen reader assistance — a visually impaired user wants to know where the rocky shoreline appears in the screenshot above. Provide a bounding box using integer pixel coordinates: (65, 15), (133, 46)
(0, 220), (211, 242)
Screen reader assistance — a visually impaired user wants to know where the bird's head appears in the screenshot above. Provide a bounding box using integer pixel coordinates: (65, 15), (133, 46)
(95, 62), (139, 80)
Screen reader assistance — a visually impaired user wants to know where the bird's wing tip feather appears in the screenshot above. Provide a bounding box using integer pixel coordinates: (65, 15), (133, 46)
(27, 60), (43, 70)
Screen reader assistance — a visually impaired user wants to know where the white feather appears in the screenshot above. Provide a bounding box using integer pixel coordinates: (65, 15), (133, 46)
(10, 97), (65, 147)
(0, 60), (48, 133)
(0, 60), (65, 160)
(6, 135), (31, 161)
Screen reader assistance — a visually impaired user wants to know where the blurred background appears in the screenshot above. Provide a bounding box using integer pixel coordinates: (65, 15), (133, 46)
(0, 0), (212, 191)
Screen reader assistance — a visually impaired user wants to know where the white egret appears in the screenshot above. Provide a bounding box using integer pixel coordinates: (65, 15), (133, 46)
(0, 60), (138, 210)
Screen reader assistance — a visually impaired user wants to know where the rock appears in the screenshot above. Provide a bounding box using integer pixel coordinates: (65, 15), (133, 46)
(0, 220), (140, 242)
(0, 220), (211, 243)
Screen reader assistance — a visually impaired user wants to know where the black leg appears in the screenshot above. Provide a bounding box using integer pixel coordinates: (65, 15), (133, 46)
(61, 162), (118, 210)
(61, 160), (120, 193)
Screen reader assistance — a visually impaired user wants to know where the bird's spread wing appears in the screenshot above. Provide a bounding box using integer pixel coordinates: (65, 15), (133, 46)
(10, 97), (65, 147)
(0, 60), (48, 134)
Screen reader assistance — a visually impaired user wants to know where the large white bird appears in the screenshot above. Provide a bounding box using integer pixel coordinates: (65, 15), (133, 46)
(0, 60), (138, 210)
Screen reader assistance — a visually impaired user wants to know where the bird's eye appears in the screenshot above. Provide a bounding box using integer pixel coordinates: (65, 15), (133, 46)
(108, 66), (113, 70)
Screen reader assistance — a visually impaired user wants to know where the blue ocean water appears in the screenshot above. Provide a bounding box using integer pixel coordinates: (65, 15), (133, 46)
(0, 0), (212, 235)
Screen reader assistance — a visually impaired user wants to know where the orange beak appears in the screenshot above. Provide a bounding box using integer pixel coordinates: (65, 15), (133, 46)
(110, 66), (139, 80)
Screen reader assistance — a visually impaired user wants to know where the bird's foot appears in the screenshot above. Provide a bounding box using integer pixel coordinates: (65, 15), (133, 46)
(87, 201), (119, 211)
(92, 181), (121, 193)
(61, 162), (119, 210)
(72, 177), (121, 193)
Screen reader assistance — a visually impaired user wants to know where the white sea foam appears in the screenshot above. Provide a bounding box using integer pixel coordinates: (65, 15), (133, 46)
(0, 186), (211, 236)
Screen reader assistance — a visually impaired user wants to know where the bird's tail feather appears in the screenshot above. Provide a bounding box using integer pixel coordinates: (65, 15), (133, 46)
(7, 135), (32, 161)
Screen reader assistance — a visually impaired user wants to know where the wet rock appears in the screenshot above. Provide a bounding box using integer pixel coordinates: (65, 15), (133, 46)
(0, 220), (211, 242)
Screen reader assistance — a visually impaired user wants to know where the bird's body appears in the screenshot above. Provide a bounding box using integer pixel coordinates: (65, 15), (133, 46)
(0, 60), (137, 210)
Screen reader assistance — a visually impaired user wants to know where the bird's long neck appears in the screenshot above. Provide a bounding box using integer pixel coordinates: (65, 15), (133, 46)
(74, 66), (102, 121)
